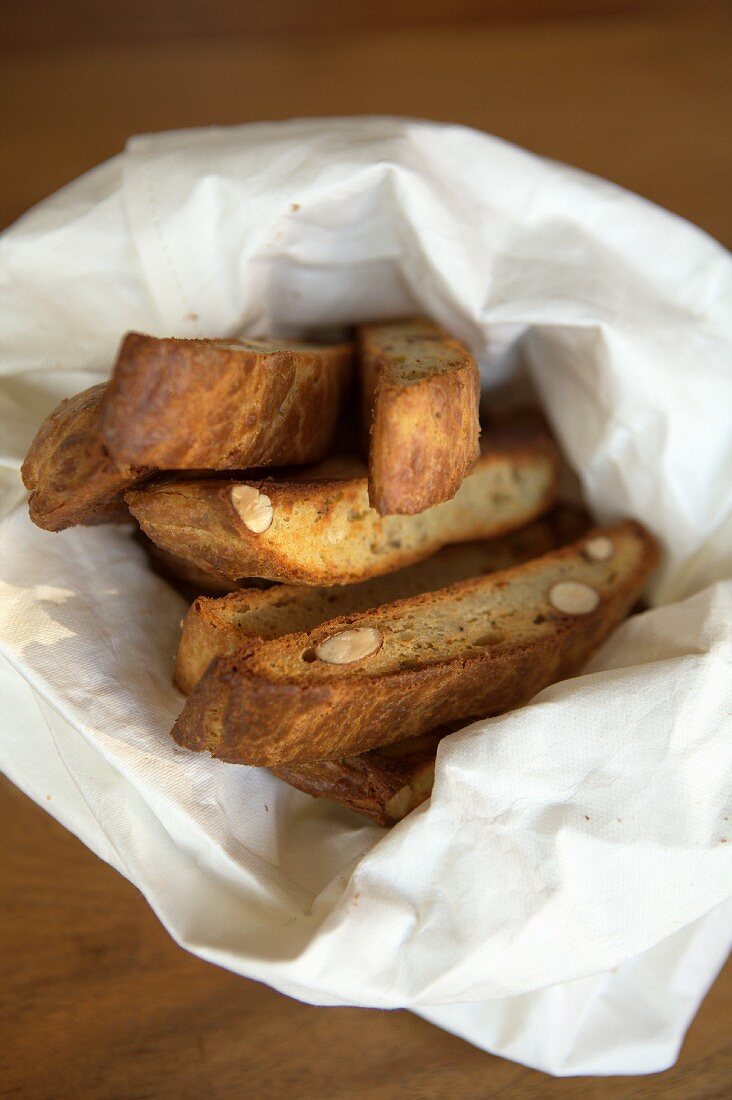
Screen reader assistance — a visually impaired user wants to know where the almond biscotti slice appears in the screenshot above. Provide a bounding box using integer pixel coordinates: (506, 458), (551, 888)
(174, 507), (588, 693)
(127, 415), (559, 586)
(21, 383), (151, 531)
(358, 318), (480, 516)
(101, 332), (354, 469)
(172, 521), (659, 765)
(272, 729), (450, 826)
(22, 333), (354, 532)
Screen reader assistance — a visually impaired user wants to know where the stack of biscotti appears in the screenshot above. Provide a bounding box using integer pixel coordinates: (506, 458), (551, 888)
(22, 318), (659, 826)
(22, 333), (355, 530)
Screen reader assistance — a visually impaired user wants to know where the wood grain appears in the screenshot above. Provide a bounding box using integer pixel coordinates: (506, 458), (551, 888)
(1, 778), (729, 1099)
(0, 0), (700, 49)
(1, 5), (730, 1096)
(0, 4), (730, 240)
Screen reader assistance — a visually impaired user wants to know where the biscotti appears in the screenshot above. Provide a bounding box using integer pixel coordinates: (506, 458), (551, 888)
(101, 333), (354, 469)
(139, 535), (243, 597)
(127, 415), (560, 586)
(358, 318), (480, 515)
(174, 507), (588, 693)
(272, 729), (452, 826)
(22, 333), (354, 532)
(172, 521), (659, 765)
(21, 383), (150, 531)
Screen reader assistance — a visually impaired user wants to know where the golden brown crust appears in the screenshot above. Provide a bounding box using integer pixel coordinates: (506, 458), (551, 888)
(172, 522), (659, 765)
(358, 319), (481, 516)
(173, 506), (589, 694)
(272, 729), (452, 825)
(21, 332), (354, 533)
(127, 415), (560, 586)
(138, 533), (246, 597)
(101, 333), (354, 469)
(21, 383), (149, 531)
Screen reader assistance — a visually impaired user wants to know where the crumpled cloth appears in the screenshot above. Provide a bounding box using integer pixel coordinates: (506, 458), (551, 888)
(0, 118), (730, 1076)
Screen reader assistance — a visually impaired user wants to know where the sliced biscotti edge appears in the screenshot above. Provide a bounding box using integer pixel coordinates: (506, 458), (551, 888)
(138, 534), (251, 598)
(127, 414), (560, 586)
(21, 383), (150, 531)
(101, 332), (354, 470)
(172, 520), (659, 765)
(358, 318), (481, 516)
(271, 729), (450, 826)
(173, 506), (589, 694)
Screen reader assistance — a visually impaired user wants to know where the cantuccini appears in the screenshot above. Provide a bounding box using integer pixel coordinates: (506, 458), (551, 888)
(172, 522), (659, 766)
(272, 730), (453, 826)
(21, 383), (150, 531)
(358, 318), (480, 516)
(22, 333), (354, 531)
(101, 333), (354, 469)
(127, 416), (560, 586)
(174, 507), (588, 693)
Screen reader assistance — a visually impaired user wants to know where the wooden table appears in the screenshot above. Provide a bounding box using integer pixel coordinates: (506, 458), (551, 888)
(2, 3), (730, 1096)
(2, 779), (730, 1098)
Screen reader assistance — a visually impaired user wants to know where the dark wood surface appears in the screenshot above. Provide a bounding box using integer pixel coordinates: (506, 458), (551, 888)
(2, 779), (730, 1099)
(1, 3), (730, 1096)
(1, 2), (730, 240)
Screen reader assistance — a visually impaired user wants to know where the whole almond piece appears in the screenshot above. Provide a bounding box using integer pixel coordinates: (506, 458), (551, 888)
(584, 536), (614, 562)
(314, 627), (383, 665)
(231, 486), (273, 533)
(549, 581), (600, 615)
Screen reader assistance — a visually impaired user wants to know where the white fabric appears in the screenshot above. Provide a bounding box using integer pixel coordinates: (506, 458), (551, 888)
(0, 118), (730, 1075)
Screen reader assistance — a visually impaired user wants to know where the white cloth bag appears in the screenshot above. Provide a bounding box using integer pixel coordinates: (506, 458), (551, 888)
(0, 118), (730, 1076)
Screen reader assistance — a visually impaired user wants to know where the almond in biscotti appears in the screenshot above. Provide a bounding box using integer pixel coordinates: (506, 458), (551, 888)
(313, 628), (383, 665)
(584, 535), (614, 562)
(230, 486), (274, 533)
(548, 581), (600, 614)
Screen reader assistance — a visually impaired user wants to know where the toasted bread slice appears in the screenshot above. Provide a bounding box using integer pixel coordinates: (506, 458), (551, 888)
(172, 522), (658, 765)
(272, 729), (453, 826)
(358, 318), (480, 515)
(101, 333), (354, 469)
(127, 416), (559, 586)
(174, 507), (589, 694)
(21, 383), (150, 531)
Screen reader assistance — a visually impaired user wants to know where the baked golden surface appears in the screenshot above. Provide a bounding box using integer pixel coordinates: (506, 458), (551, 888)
(102, 332), (354, 469)
(127, 415), (559, 585)
(173, 506), (588, 694)
(173, 521), (658, 765)
(358, 318), (481, 516)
